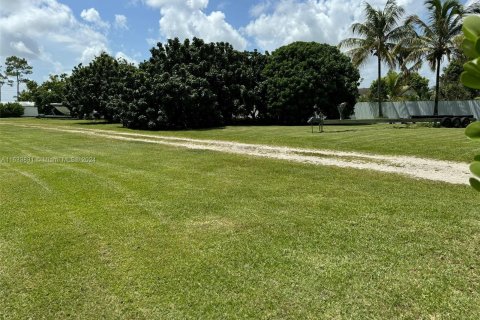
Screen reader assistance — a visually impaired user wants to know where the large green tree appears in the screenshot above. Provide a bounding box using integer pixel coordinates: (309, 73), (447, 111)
(339, 0), (413, 117)
(17, 80), (38, 102)
(126, 38), (268, 129)
(262, 42), (359, 124)
(406, 0), (479, 115)
(5, 56), (33, 100)
(65, 53), (137, 121)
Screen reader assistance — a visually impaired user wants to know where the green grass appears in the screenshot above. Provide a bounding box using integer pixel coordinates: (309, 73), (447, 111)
(4, 118), (479, 162)
(1, 120), (480, 318)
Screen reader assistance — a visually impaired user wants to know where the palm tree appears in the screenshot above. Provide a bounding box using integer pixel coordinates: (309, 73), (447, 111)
(339, 0), (413, 118)
(384, 70), (411, 100)
(405, 0), (479, 116)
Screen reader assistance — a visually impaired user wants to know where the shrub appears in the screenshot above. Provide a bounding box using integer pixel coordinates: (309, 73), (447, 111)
(0, 102), (24, 118)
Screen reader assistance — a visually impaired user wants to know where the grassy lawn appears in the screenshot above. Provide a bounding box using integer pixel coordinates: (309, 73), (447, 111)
(1, 120), (480, 318)
(4, 118), (479, 162)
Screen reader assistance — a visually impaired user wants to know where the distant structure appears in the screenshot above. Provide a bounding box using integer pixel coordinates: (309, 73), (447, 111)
(50, 103), (71, 116)
(307, 104), (326, 133)
(18, 101), (38, 117)
(337, 102), (347, 120)
(353, 100), (480, 120)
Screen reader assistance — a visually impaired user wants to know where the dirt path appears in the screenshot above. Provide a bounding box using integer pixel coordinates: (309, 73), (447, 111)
(1, 123), (472, 185)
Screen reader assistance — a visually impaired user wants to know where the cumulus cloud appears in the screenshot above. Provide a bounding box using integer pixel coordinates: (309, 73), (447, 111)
(114, 14), (129, 30)
(244, 0), (430, 85)
(144, 0), (247, 50)
(10, 41), (37, 56)
(0, 0), (109, 65)
(81, 8), (110, 30)
(246, 0), (396, 51)
(249, 0), (273, 17)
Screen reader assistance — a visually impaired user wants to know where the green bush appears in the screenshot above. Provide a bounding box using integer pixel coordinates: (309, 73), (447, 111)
(0, 102), (24, 118)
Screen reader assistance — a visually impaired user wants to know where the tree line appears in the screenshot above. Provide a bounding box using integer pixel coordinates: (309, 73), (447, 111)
(3, 0), (479, 126)
(5, 39), (359, 128)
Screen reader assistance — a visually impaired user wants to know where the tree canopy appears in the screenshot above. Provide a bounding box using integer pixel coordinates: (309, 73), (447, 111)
(367, 71), (430, 102)
(64, 53), (138, 121)
(65, 38), (271, 129)
(440, 55), (479, 100)
(5, 56), (33, 99)
(18, 74), (68, 114)
(263, 42), (360, 123)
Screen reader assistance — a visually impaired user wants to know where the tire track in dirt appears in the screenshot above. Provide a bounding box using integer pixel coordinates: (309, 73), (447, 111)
(1, 122), (472, 185)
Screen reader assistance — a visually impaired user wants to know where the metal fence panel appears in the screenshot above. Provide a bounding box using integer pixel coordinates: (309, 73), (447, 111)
(354, 100), (480, 119)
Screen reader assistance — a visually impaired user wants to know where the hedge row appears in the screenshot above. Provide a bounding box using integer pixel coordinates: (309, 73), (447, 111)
(0, 102), (24, 118)
(63, 38), (360, 129)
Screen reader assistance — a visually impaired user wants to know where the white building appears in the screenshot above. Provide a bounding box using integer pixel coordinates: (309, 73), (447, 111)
(18, 101), (39, 117)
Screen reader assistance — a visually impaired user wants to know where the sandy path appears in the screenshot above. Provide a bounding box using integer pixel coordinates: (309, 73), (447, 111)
(0, 122), (471, 185)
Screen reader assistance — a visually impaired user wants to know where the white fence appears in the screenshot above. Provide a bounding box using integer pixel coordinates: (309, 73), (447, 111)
(354, 101), (480, 119)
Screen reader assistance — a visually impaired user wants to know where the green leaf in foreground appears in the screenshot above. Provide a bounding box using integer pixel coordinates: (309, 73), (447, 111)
(470, 161), (480, 178)
(462, 15), (480, 191)
(461, 59), (480, 89)
(463, 15), (480, 38)
(462, 38), (479, 59)
(462, 15), (480, 59)
(465, 121), (480, 140)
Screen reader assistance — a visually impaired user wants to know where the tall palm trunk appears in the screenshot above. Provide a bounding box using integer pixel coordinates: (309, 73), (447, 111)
(434, 57), (441, 116)
(377, 54), (383, 118)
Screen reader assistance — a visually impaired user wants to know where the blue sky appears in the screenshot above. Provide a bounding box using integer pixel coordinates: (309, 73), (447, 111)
(0, 0), (475, 102)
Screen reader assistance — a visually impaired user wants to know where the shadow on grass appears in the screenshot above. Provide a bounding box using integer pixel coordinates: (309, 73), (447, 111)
(77, 121), (226, 132)
(309, 129), (361, 134)
(184, 126), (226, 131)
(76, 121), (116, 126)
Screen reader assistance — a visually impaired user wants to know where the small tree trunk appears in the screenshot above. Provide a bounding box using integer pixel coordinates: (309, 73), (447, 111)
(377, 55), (383, 118)
(434, 57), (441, 116)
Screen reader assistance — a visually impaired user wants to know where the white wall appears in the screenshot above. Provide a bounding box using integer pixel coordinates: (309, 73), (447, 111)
(22, 106), (39, 117)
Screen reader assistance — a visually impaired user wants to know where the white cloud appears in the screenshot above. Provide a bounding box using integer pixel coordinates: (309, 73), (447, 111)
(0, 0), (109, 64)
(249, 0), (273, 17)
(114, 14), (129, 30)
(80, 44), (110, 65)
(144, 0), (248, 50)
(81, 8), (110, 30)
(10, 41), (37, 56)
(245, 0), (383, 52)
(145, 0), (209, 10)
(0, 0), (111, 101)
(115, 51), (138, 64)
